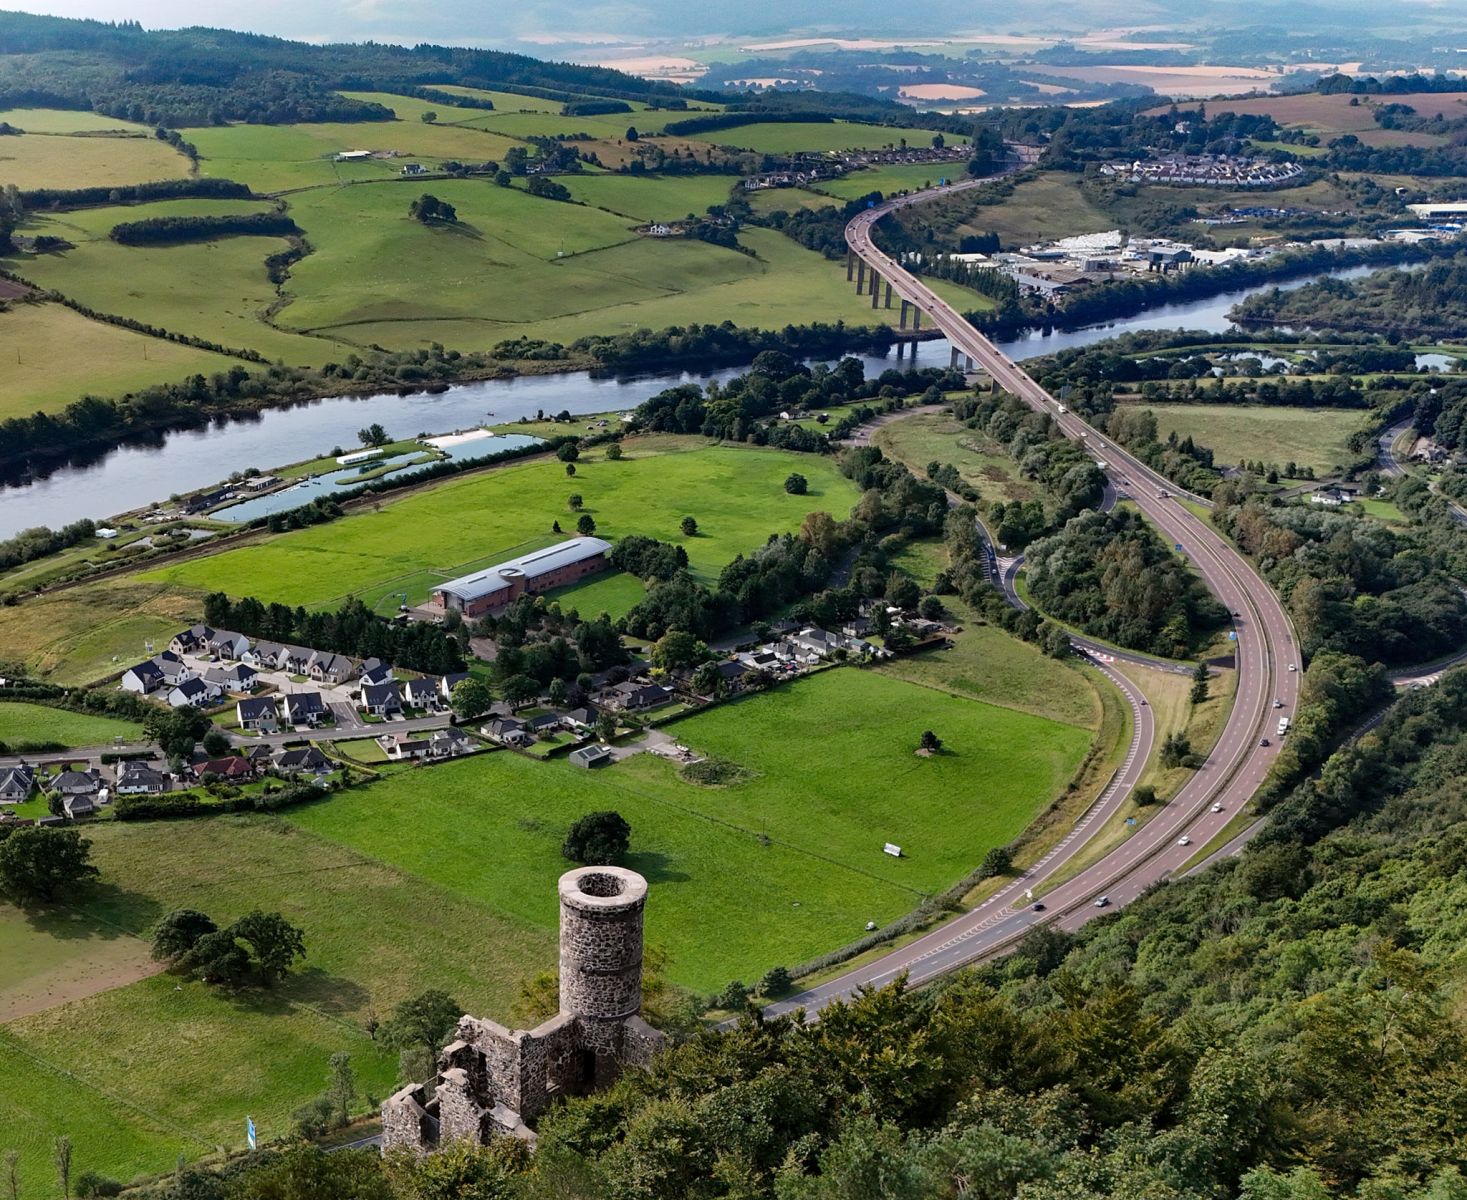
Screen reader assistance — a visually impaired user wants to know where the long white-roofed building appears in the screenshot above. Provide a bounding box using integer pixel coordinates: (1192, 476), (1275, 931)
(431, 536), (613, 618)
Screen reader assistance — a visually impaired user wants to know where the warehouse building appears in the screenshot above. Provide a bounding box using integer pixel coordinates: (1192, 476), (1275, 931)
(432, 537), (613, 618)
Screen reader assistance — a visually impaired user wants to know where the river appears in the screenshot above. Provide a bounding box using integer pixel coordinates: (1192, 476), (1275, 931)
(0, 263), (1388, 538)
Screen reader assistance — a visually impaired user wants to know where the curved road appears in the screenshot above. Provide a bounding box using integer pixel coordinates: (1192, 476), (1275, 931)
(763, 182), (1303, 1015)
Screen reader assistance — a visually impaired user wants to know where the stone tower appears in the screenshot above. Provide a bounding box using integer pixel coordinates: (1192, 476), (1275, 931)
(382, 866), (665, 1152)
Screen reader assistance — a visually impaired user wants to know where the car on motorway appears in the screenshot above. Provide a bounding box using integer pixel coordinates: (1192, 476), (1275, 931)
(1288, 664), (1298, 672)
(1260, 737), (1270, 747)
(1274, 699), (1283, 709)
(1094, 896), (1110, 908)
(1211, 803), (1224, 813)
(1032, 902), (1046, 912)
(1177, 836), (1191, 847)
(1156, 489), (1170, 499)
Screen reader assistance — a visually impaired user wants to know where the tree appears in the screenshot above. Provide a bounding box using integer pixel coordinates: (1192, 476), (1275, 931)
(1160, 731), (1192, 769)
(1133, 784), (1158, 807)
(379, 989), (464, 1067)
(651, 629), (706, 671)
(182, 928), (253, 987)
(1191, 661), (1210, 704)
(233, 910), (307, 982)
(576, 514), (596, 536)
(501, 674), (541, 706)
(919, 730), (942, 753)
(557, 443), (580, 463)
(691, 661), (724, 696)
(229, 1145), (391, 1200)
(562, 810), (631, 865)
(526, 176), (571, 201)
(357, 423), (389, 447)
(450, 677), (494, 720)
(494, 170), (512, 187)
(625, 126), (640, 142)
(547, 677), (568, 707)
(0, 827), (98, 903)
(714, 980), (749, 1010)
(785, 472), (808, 495)
(384, 1138), (529, 1200)
(408, 194), (456, 224)
(567, 493), (583, 510)
(327, 1052), (357, 1128)
(152, 908), (218, 962)
(886, 573), (921, 611)
(680, 515), (698, 537)
(758, 965), (792, 997)
(565, 462), (577, 477)
(420, 110), (437, 123)
(979, 846), (1013, 877)
(606, 443), (623, 461)
(54, 1136), (71, 1200)
(595, 712), (617, 742)
(201, 730), (230, 757)
(918, 596), (944, 621)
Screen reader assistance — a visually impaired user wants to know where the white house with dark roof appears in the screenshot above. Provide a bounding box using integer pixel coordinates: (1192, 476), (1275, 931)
(308, 651), (357, 685)
(400, 677), (440, 711)
(360, 681), (402, 717)
(360, 658), (393, 688)
(0, 765), (36, 804)
(169, 625), (214, 655)
(121, 659), (166, 694)
(431, 537), (613, 618)
(278, 645), (314, 674)
(439, 671), (470, 701)
(237, 696), (279, 732)
(206, 630), (251, 660)
(116, 761), (168, 795)
(167, 676), (221, 708)
(243, 640), (287, 669)
(275, 746), (331, 775)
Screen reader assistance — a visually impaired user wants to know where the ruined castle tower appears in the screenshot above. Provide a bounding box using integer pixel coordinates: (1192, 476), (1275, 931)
(382, 866), (665, 1151)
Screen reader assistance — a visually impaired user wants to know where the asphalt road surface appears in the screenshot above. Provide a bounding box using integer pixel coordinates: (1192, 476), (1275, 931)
(760, 182), (1305, 1016)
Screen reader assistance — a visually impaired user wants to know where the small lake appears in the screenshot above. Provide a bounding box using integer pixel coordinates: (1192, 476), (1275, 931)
(0, 262), (1396, 539)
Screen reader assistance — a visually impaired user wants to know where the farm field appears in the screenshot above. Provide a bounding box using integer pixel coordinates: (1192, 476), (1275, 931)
(0, 578), (203, 685)
(12, 201), (326, 364)
(293, 668), (1093, 991)
(0, 701), (143, 749)
(689, 121), (963, 155)
(558, 173), (736, 221)
(1135, 402), (1362, 474)
(140, 438), (861, 609)
(0, 302), (242, 418)
(873, 410), (1038, 506)
(1161, 90), (1462, 149)
(187, 118), (526, 194)
(0, 107), (152, 133)
(0, 130), (189, 190)
(814, 162), (968, 200)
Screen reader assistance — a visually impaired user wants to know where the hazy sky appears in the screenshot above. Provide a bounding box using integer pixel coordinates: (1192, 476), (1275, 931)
(0, 0), (1439, 51)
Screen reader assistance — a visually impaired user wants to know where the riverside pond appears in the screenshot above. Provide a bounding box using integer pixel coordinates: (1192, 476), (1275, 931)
(0, 264), (1396, 538)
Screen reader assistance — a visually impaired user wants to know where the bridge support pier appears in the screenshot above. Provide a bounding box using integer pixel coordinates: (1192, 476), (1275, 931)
(899, 299), (909, 329)
(870, 273), (880, 308)
(950, 345), (959, 369)
(912, 308), (921, 331)
(846, 251), (854, 281)
(856, 260), (866, 291)
(884, 281), (892, 308)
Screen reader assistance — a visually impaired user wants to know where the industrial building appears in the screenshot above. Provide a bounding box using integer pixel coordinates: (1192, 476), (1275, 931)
(431, 537), (613, 618)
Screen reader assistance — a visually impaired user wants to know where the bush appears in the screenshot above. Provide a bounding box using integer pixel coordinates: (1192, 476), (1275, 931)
(758, 965), (792, 997)
(784, 472), (808, 495)
(562, 810), (631, 865)
(74, 1171), (123, 1198)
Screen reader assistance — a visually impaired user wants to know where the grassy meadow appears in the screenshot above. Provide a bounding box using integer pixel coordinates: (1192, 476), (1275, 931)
(0, 302), (242, 418)
(691, 121), (962, 155)
(0, 131), (189, 190)
(873, 409), (1040, 507)
(0, 108), (153, 134)
(0, 701), (143, 748)
(1136, 402), (1363, 474)
(141, 438), (862, 609)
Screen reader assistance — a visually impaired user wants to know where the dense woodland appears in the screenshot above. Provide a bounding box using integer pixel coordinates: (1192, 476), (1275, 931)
(1234, 253), (1467, 339)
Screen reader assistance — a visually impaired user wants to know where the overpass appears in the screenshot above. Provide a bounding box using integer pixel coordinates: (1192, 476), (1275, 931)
(761, 182), (1303, 1016)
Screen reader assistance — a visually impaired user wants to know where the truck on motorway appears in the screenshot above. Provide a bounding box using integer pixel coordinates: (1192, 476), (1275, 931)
(1277, 717), (1290, 737)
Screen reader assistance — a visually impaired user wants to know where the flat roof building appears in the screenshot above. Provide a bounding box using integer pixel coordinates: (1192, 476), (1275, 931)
(433, 537), (613, 618)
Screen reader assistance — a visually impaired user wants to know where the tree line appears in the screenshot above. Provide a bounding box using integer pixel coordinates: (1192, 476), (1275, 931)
(108, 210), (299, 245)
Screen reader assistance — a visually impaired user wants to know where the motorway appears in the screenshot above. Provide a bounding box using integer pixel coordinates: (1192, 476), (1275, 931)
(762, 182), (1303, 1016)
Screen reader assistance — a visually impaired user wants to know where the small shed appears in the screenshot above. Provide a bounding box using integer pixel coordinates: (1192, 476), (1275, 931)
(569, 745), (613, 769)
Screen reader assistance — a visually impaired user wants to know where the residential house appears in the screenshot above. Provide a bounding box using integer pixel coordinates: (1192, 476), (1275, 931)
(603, 682), (673, 712)
(236, 696), (280, 733)
(0, 765), (36, 804)
(308, 651), (357, 686)
(120, 659), (166, 695)
(52, 768), (102, 802)
(791, 627), (846, 658)
(282, 691), (328, 728)
(713, 660), (752, 690)
(428, 728), (474, 759)
(562, 707), (598, 732)
(243, 640), (286, 669)
(842, 615), (874, 639)
(360, 658), (394, 688)
(439, 672), (470, 702)
(244, 745), (276, 769)
(485, 716), (530, 746)
(278, 645), (314, 674)
(204, 664), (258, 694)
(167, 676), (221, 709)
(360, 681), (402, 718)
(736, 647), (782, 673)
(524, 712), (563, 735)
(569, 744), (613, 769)
(115, 761), (168, 795)
(275, 746), (332, 776)
(206, 630), (252, 660)
(400, 677), (440, 712)
(377, 733), (431, 761)
(193, 756), (256, 782)
(153, 651), (194, 688)
(169, 624), (214, 655)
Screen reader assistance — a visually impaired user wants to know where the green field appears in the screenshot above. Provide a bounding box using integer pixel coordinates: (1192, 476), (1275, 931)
(1136, 402), (1363, 474)
(814, 163), (969, 200)
(691, 122), (964, 155)
(0, 701), (143, 749)
(0, 108), (152, 134)
(141, 438), (862, 609)
(0, 302), (242, 418)
(293, 668), (1093, 990)
(547, 569), (649, 619)
(559, 173), (736, 222)
(0, 131), (189, 190)
(873, 410), (1038, 506)
(13, 200), (326, 363)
